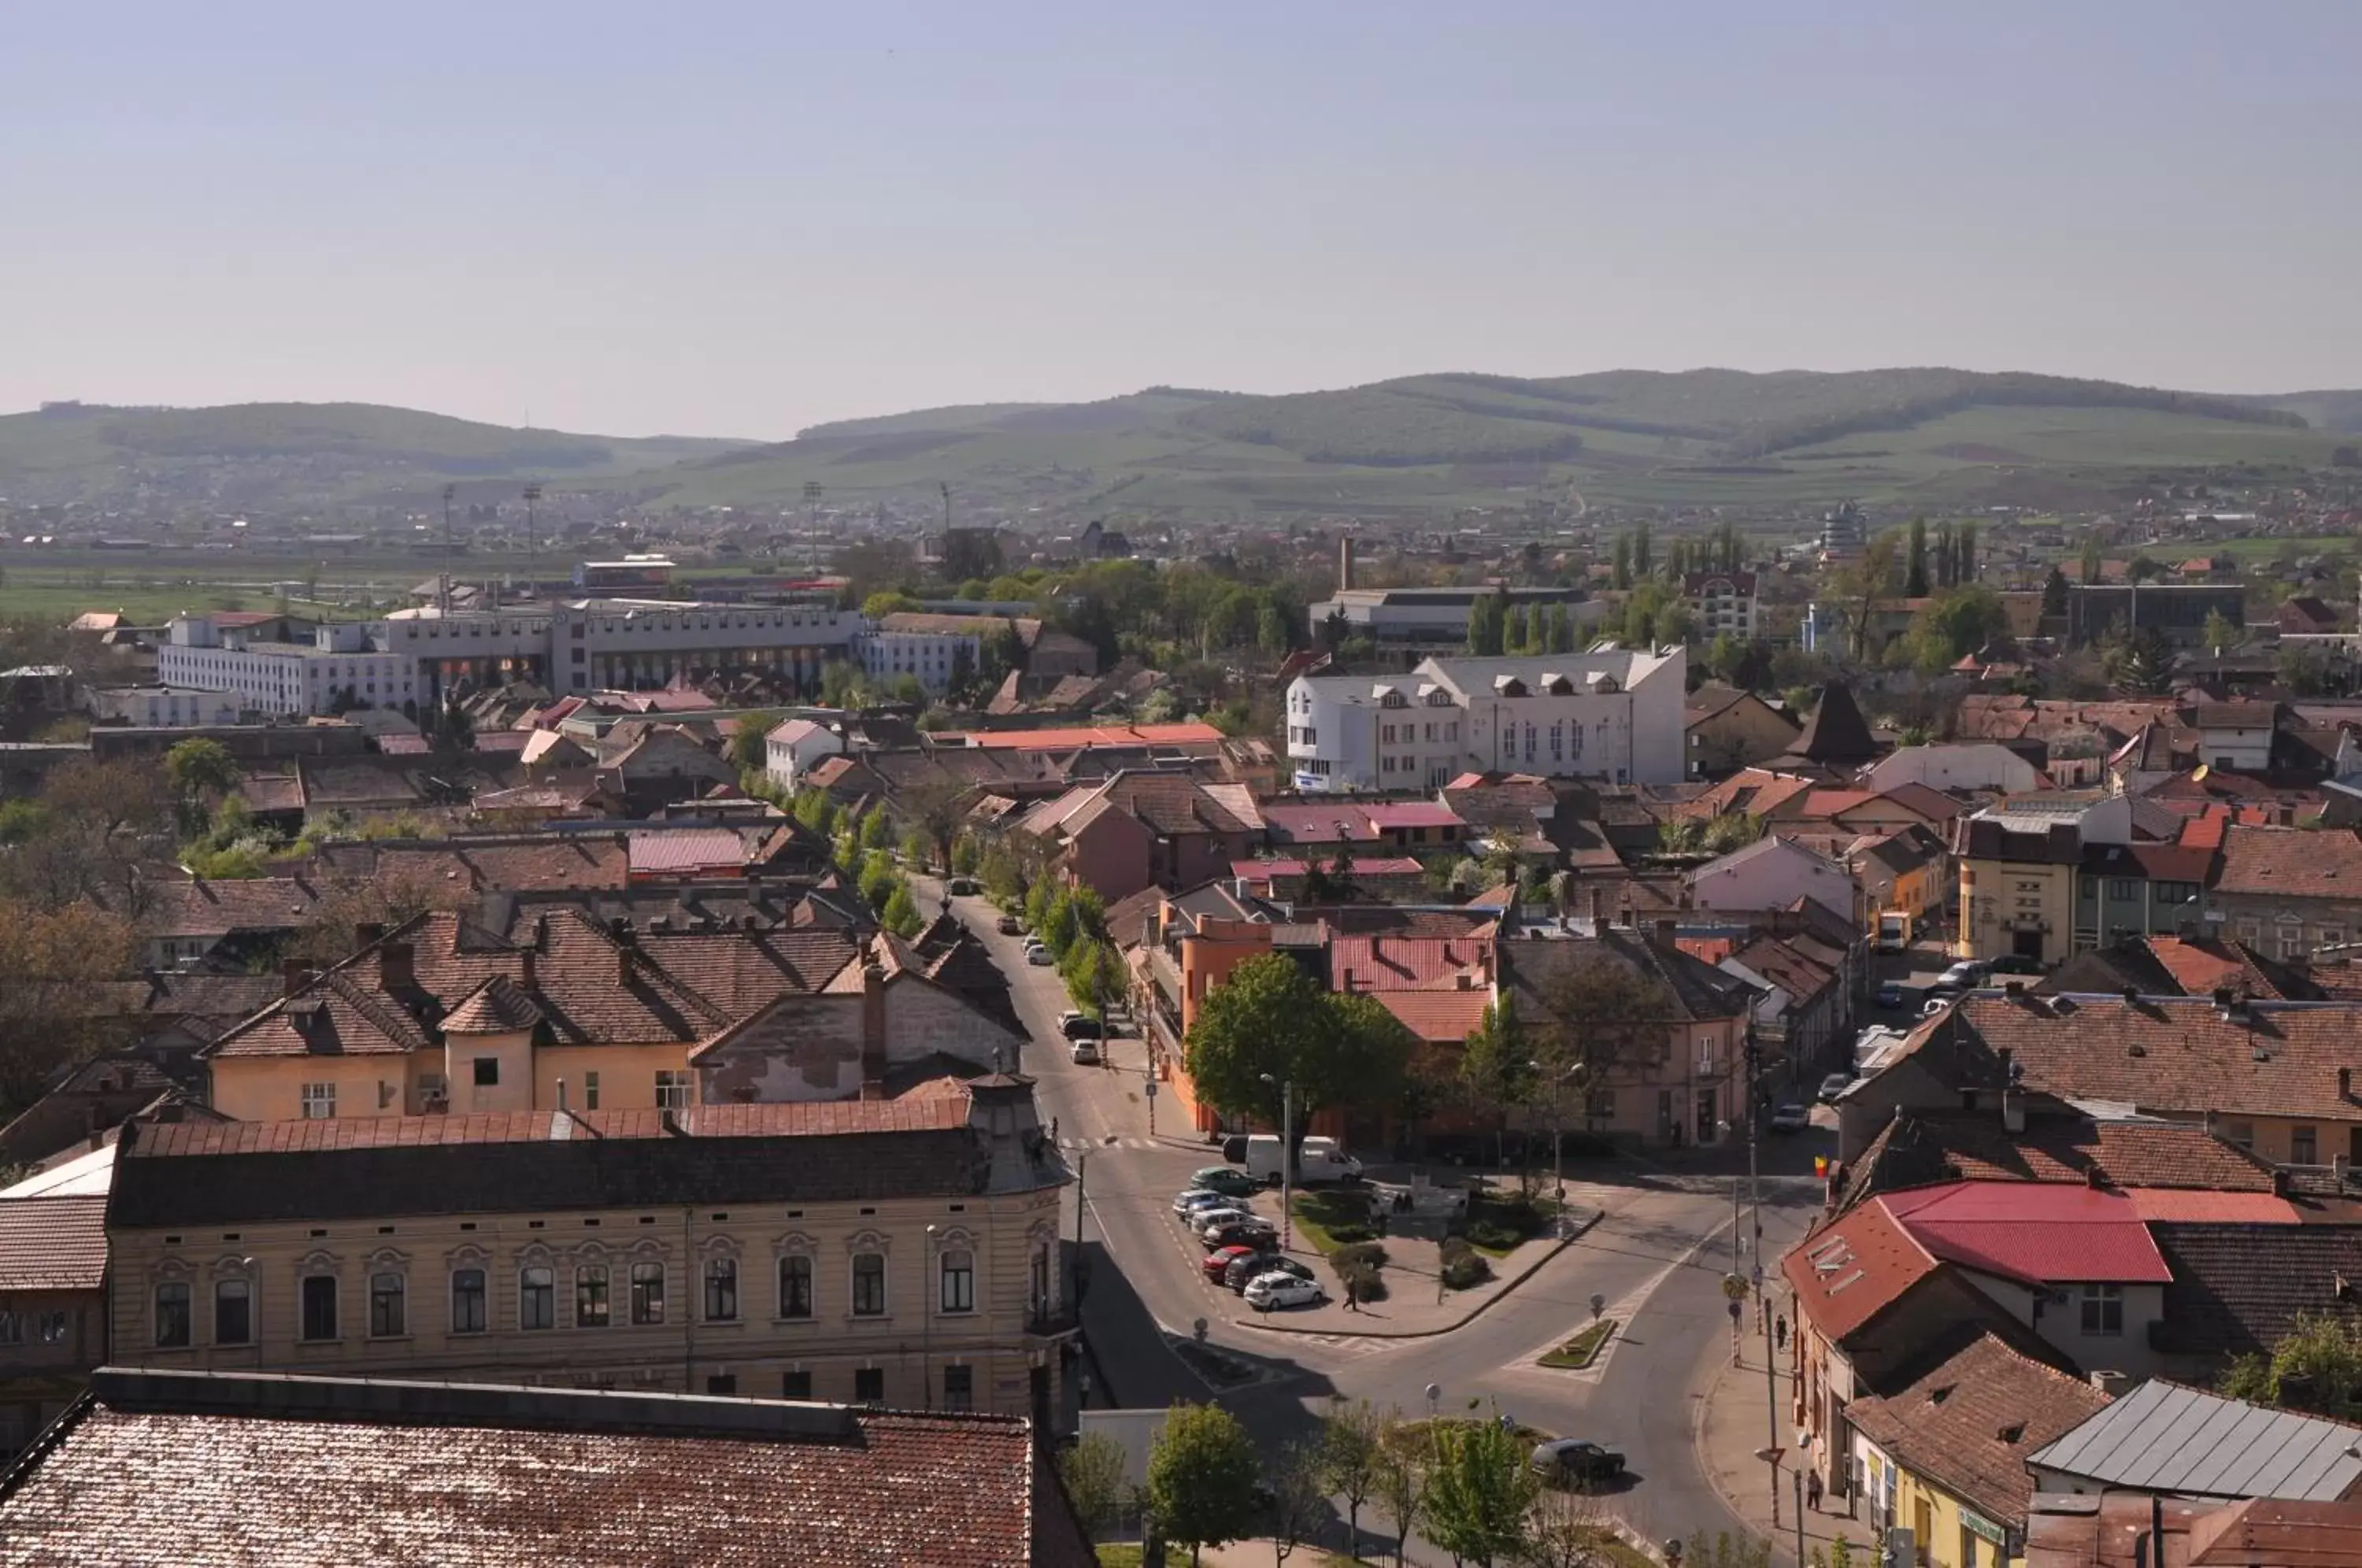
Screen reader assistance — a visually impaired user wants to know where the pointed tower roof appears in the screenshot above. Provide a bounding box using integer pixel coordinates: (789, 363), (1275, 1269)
(1780, 682), (1880, 767)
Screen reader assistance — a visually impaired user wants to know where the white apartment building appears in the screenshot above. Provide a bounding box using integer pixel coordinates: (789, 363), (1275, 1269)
(857, 614), (986, 696)
(1683, 571), (1760, 639)
(1285, 647), (1687, 793)
(87, 686), (246, 728)
(160, 617), (415, 717)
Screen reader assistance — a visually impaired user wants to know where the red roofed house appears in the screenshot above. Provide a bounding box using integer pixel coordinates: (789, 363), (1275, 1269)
(2210, 824), (2362, 960)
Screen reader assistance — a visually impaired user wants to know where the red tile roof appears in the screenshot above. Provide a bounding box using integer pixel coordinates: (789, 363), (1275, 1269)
(0, 1194), (109, 1290)
(0, 1374), (1087, 1566)
(2217, 823), (2362, 900)
(1232, 859), (1423, 881)
(1881, 1181), (2171, 1285)
(1372, 989), (1494, 1043)
(1329, 935), (1492, 992)
(2125, 1189), (2301, 1224)
(1847, 1333), (2112, 1531)
(937, 723), (1224, 750)
(1783, 1200), (1942, 1343)
(628, 827), (755, 875)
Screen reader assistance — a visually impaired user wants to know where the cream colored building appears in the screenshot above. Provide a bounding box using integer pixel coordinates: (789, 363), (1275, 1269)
(105, 1081), (1077, 1426)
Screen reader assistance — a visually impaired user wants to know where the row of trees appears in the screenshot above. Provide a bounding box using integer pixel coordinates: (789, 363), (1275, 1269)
(1607, 520), (1742, 591)
(1467, 592), (1587, 657)
(1902, 517), (1977, 598)
(1068, 1397), (1724, 1567)
(1022, 878), (1122, 1018)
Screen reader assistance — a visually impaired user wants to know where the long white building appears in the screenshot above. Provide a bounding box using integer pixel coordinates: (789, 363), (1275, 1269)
(1284, 646), (1687, 792)
(160, 617), (416, 716)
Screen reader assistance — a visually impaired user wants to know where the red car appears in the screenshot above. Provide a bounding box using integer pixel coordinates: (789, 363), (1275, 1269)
(1203, 1244), (1264, 1282)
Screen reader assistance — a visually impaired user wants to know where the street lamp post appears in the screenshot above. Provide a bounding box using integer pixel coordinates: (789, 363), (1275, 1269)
(924, 1224), (937, 1411)
(1260, 1071), (1294, 1252)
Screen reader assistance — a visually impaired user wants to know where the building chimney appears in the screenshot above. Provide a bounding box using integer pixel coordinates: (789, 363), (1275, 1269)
(1338, 534), (1355, 593)
(616, 947), (634, 988)
(519, 950), (539, 992)
(860, 962), (889, 1093)
(354, 922), (384, 947)
(556, 1078), (568, 1111)
(282, 959), (313, 999)
(379, 941), (414, 993)
(2003, 1084), (2026, 1134)
(1654, 918), (1677, 951)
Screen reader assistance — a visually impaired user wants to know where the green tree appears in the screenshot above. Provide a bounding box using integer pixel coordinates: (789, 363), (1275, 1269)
(1058, 1431), (1131, 1544)
(861, 590), (924, 619)
(1957, 521), (1977, 583)
(1375, 1420), (1427, 1568)
(2079, 538), (2104, 584)
(1611, 535), (1631, 591)
(2097, 618), (2175, 695)
(1632, 520), (1653, 579)
(1268, 1439), (1327, 1566)
(1423, 1413), (1536, 1568)
(2279, 643), (2342, 697)
(1459, 1000), (1535, 1169)
(1183, 953), (1412, 1150)
(1504, 604), (1529, 656)
(1903, 586), (2009, 675)
(1319, 1398), (1384, 1562)
(1146, 1403), (1262, 1567)
(1468, 586), (1509, 656)
(1905, 516), (1930, 597)
(1538, 956), (1674, 1105)
(2042, 566), (2071, 619)
(728, 709), (780, 776)
(859, 807), (893, 852)
(163, 737), (240, 837)
(881, 882), (924, 938)
(2202, 607), (2241, 653)
(858, 849), (900, 913)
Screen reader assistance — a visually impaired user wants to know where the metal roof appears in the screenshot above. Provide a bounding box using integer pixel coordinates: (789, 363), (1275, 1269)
(2027, 1380), (2362, 1502)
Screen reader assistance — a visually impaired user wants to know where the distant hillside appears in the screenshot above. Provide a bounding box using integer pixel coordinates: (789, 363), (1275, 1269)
(644, 368), (2359, 519)
(0, 401), (750, 509)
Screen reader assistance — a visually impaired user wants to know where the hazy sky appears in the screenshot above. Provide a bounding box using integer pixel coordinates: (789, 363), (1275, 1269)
(6, 2), (2358, 438)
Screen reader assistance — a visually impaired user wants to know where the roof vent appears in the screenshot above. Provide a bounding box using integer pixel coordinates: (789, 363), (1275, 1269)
(1997, 1422), (2026, 1445)
(2128, 1043), (2145, 1057)
(2254, 1046), (2273, 1063)
(2051, 997), (2078, 1016)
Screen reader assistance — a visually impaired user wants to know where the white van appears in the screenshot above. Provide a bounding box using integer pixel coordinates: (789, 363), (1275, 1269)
(1244, 1133), (1364, 1186)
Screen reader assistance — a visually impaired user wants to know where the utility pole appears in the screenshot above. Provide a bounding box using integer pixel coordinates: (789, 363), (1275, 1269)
(1261, 1072), (1294, 1252)
(440, 483), (455, 615)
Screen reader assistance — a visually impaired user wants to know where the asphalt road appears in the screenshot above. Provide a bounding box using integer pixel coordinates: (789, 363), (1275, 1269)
(915, 874), (1826, 1559)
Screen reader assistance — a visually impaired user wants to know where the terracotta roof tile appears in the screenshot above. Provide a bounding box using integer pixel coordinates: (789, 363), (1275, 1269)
(439, 975), (545, 1034)
(1372, 989), (1494, 1043)
(1329, 936), (1492, 992)
(1847, 1333), (2112, 1530)
(2151, 1226), (2362, 1359)
(2216, 824), (2362, 900)
(0, 1194), (109, 1290)
(1781, 1200), (1942, 1343)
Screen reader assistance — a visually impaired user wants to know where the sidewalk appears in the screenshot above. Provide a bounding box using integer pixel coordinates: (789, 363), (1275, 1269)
(1694, 1333), (1875, 1566)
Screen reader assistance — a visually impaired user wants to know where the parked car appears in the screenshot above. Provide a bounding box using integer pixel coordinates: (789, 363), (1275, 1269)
(996, 914), (1024, 936)
(1816, 1072), (1854, 1104)
(1026, 944), (1055, 967)
(1530, 1439), (1626, 1488)
(1220, 1133), (1250, 1165)
(1934, 960), (1991, 992)
(1190, 1167), (1259, 1199)
(1769, 1102), (1811, 1135)
(1226, 1253), (1314, 1292)
(946, 878), (980, 897)
(1203, 1244), (1265, 1282)
(1990, 953), (2043, 976)
(1173, 1189), (1235, 1216)
(1244, 1274), (1327, 1311)
(1875, 981), (1908, 1009)
(1203, 1219), (1278, 1249)
(1069, 1038), (1101, 1066)
(1058, 1011), (1104, 1041)
(1190, 1207), (1256, 1234)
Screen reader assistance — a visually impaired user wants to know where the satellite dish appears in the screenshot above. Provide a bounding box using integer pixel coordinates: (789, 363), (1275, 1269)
(2192, 764), (2211, 782)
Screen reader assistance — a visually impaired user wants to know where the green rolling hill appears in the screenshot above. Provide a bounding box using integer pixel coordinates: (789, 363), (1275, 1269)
(646, 369), (2357, 519)
(5, 371), (2353, 519)
(0, 401), (750, 510)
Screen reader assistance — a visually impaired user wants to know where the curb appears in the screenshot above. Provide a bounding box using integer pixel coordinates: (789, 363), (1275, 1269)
(1233, 1207), (1602, 1342)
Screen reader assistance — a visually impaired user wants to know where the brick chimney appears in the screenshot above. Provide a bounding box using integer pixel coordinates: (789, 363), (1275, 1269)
(519, 950), (539, 992)
(379, 941), (414, 993)
(282, 959), (313, 999)
(858, 962), (889, 1095)
(1654, 918), (1678, 951)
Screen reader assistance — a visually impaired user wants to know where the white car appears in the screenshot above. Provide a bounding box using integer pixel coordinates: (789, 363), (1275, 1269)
(1172, 1189), (1231, 1216)
(1191, 1207), (1256, 1234)
(1026, 944), (1055, 967)
(1070, 1038), (1101, 1065)
(1245, 1274), (1327, 1311)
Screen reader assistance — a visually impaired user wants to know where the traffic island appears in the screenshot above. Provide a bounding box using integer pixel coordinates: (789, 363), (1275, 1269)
(1539, 1318), (1619, 1370)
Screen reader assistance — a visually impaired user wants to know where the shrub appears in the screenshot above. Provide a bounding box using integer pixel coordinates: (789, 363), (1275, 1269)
(1332, 1241), (1390, 1275)
(1439, 1238), (1493, 1291)
(1341, 1263), (1387, 1303)
(1465, 1222), (1523, 1252)
(1326, 1222), (1375, 1246)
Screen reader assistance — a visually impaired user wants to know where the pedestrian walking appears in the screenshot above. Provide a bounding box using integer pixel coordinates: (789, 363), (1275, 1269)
(1343, 1276), (1359, 1313)
(1806, 1470), (1823, 1512)
(1775, 1313), (1787, 1350)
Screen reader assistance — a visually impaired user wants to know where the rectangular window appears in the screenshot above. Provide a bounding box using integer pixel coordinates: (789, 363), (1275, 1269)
(853, 1367), (885, 1404)
(940, 1249), (975, 1314)
(301, 1275), (339, 1341)
(2079, 1282), (2123, 1336)
(155, 1282), (192, 1348)
(583, 1071), (599, 1110)
(705, 1258), (739, 1322)
(472, 1057), (499, 1087)
(655, 1071), (690, 1111)
(213, 1278), (251, 1345)
(576, 1265), (610, 1327)
(520, 1267), (555, 1329)
(631, 1262), (665, 1325)
(782, 1369), (813, 1400)
(369, 1272), (406, 1337)
(852, 1252), (887, 1317)
(301, 1082), (335, 1119)
(942, 1364), (974, 1412)
(2294, 1126), (2319, 1165)
(2108, 878), (2140, 903)
(450, 1269), (487, 1333)
(705, 1374), (738, 1396)
(779, 1256), (814, 1318)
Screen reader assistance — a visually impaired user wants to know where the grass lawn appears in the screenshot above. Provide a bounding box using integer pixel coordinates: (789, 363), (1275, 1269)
(1094, 1544), (1142, 1567)
(1538, 1318), (1618, 1370)
(1383, 1415), (1553, 1457)
(1287, 1189), (1372, 1256)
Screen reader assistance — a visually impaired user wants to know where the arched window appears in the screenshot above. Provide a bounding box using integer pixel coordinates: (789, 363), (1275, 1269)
(778, 1255), (814, 1320)
(630, 1262), (665, 1326)
(705, 1257), (739, 1322)
(851, 1252), (887, 1317)
(576, 1264), (610, 1328)
(939, 1248), (974, 1315)
(450, 1269), (487, 1334)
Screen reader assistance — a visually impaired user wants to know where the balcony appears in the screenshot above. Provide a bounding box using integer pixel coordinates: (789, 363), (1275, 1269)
(1026, 1304), (1080, 1338)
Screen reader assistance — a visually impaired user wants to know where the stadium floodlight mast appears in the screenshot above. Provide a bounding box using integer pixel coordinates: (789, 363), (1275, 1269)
(521, 483), (543, 603)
